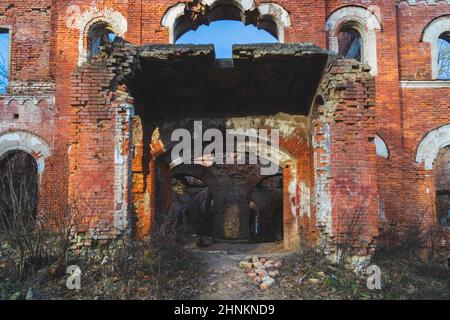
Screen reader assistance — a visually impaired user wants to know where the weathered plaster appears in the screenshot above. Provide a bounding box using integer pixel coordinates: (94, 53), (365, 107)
(161, 3), (187, 44)
(113, 103), (134, 231)
(313, 122), (333, 236)
(0, 130), (51, 173)
(416, 124), (450, 170)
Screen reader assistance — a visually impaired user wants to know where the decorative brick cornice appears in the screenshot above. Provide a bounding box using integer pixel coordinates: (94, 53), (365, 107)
(397, 0), (450, 6)
(400, 80), (450, 88)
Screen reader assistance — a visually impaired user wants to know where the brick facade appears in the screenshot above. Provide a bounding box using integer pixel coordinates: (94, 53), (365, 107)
(0, 0), (449, 261)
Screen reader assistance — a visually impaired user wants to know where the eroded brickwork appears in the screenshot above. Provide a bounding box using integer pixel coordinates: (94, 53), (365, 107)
(0, 0), (448, 261)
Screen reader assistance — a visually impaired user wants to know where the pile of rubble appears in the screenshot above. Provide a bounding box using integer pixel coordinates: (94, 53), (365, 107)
(239, 256), (282, 290)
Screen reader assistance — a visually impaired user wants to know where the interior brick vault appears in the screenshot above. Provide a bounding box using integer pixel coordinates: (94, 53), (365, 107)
(67, 41), (381, 257)
(0, 1), (449, 262)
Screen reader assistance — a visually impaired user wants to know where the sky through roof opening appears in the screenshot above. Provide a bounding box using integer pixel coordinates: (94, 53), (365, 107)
(176, 20), (278, 58)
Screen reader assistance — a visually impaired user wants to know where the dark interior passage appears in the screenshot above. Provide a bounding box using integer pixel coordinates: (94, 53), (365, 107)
(164, 160), (283, 243)
(249, 174), (283, 243)
(128, 43), (326, 246)
(0, 151), (39, 230)
(436, 146), (450, 226)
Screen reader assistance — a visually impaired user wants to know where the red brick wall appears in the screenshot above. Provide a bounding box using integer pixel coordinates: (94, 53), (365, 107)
(319, 57), (379, 256)
(0, 0), (59, 217)
(0, 0), (448, 255)
(400, 88), (450, 223)
(0, 0), (53, 82)
(397, 2), (450, 80)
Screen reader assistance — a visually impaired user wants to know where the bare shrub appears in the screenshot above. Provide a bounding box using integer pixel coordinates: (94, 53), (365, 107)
(375, 207), (446, 264)
(0, 154), (44, 278)
(335, 207), (367, 265)
(0, 156), (95, 279)
(105, 210), (201, 299)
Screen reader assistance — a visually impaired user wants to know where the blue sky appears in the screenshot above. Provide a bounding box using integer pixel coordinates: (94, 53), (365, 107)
(176, 20), (278, 58)
(0, 32), (9, 93)
(0, 21), (275, 92)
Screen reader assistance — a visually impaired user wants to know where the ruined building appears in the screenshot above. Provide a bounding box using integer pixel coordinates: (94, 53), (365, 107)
(0, 0), (449, 262)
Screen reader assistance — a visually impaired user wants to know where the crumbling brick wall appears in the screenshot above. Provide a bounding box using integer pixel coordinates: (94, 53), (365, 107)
(0, 0), (448, 258)
(70, 40), (138, 239)
(314, 57), (378, 257)
(0, 0), (60, 218)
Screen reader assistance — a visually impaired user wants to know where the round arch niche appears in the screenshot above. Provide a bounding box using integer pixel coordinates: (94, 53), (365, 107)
(162, 0), (291, 44)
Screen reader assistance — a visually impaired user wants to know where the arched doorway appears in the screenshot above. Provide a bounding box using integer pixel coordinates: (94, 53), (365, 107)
(249, 174), (283, 242)
(0, 151), (39, 230)
(150, 130), (291, 244)
(169, 172), (213, 238)
(435, 146), (450, 226)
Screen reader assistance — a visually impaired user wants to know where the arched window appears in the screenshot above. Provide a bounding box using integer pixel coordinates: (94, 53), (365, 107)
(162, 1), (291, 57)
(422, 16), (450, 80)
(338, 26), (362, 61)
(89, 23), (116, 58)
(438, 32), (450, 80)
(0, 28), (10, 94)
(74, 7), (127, 66)
(176, 20), (278, 58)
(326, 6), (382, 75)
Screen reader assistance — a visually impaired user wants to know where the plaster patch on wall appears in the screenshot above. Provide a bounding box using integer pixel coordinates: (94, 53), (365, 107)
(202, 0), (256, 11)
(287, 165), (299, 234)
(161, 3), (186, 43)
(114, 147), (124, 165)
(226, 114), (308, 139)
(0, 131), (51, 162)
(300, 182), (311, 218)
(0, 132), (20, 143)
(257, 3), (291, 42)
(113, 103), (134, 231)
(37, 158), (45, 173)
(313, 122), (333, 235)
(401, 0), (450, 4)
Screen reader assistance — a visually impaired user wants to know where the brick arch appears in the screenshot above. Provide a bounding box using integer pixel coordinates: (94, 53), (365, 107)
(421, 15), (450, 79)
(75, 7), (127, 66)
(171, 164), (221, 192)
(416, 123), (450, 170)
(0, 131), (51, 174)
(309, 94), (326, 133)
(161, 0), (291, 43)
(326, 6), (382, 75)
(152, 125), (296, 172)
